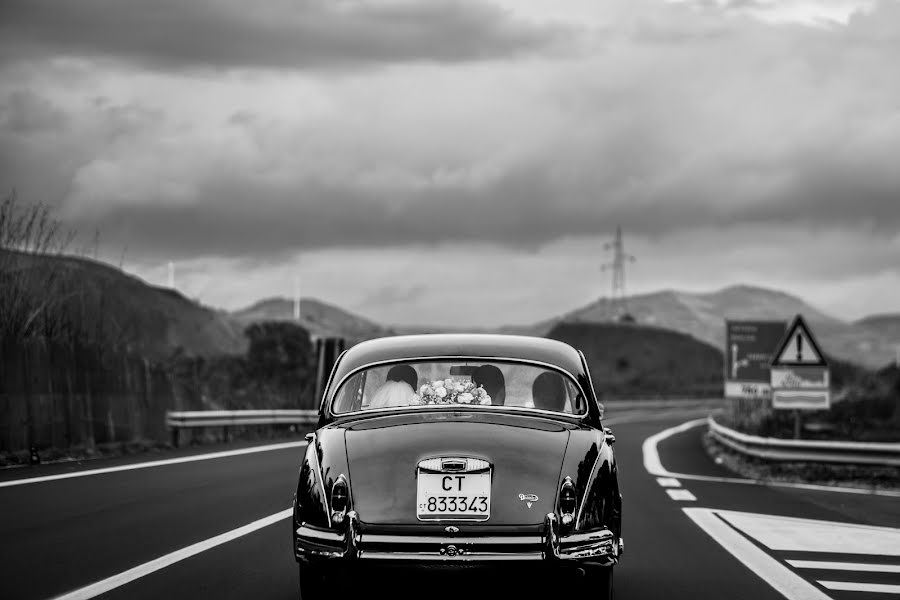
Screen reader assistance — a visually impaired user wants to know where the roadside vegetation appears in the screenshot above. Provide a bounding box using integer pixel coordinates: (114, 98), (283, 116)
(706, 359), (899, 491)
(0, 193), (320, 464)
(721, 360), (900, 443)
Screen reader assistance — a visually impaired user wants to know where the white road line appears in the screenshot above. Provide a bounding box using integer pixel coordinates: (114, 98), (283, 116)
(788, 561), (900, 573)
(0, 441), (308, 488)
(51, 508), (293, 600)
(716, 510), (900, 556)
(642, 417), (708, 476)
(818, 581), (900, 594)
(666, 489), (697, 501)
(656, 477), (682, 487)
(683, 507), (832, 600)
(642, 419), (900, 498)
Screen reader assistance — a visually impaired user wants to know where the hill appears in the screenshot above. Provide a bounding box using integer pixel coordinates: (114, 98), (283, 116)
(544, 285), (897, 369)
(231, 297), (389, 342)
(856, 314), (900, 344)
(0, 249), (245, 360)
(545, 321), (724, 399)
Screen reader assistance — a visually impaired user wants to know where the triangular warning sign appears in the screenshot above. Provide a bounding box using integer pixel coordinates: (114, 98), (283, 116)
(771, 315), (827, 367)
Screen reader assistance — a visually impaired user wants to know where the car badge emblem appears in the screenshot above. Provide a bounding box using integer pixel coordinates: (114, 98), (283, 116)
(445, 526), (459, 533)
(519, 493), (539, 508)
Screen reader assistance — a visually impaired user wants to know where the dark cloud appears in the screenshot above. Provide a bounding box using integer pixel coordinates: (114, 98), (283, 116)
(0, 0), (572, 70)
(3, 0), (899, 273)
(60, 144), (900, 263)
(0, 89), (67, 133)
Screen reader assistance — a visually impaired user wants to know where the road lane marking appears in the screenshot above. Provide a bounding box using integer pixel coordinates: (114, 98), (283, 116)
(642, 417), (708, 476)
(787, 560), (900, 573)
(666, 489), (696, 501)
(716, 510), (900, 556)
(0, 441), (308, 488)
(683, 507), (832, 600)
(818, 581), (900, 594)
(643, 419), (900, 498)
(51, 508), (293, 600)
(656, 477), (682, 487)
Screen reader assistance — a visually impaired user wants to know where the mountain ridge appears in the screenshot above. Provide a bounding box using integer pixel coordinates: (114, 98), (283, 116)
(4, 249), (895, 369)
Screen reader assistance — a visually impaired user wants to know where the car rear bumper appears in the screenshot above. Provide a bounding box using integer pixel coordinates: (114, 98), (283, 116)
(294, 511), (622, 567)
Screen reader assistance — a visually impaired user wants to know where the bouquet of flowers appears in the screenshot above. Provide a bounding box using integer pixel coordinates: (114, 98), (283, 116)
(414, 379), (492, 406)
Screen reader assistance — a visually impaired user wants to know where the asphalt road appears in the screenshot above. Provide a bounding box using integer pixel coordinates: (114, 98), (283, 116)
(1, 404), (898, 600)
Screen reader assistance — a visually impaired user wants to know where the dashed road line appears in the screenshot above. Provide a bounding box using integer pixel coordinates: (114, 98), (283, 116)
(656, 477), (682, 487)
(666, 489), (697, 501)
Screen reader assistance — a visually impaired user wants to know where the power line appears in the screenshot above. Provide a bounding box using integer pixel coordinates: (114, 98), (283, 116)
(600, 226), (636, 321)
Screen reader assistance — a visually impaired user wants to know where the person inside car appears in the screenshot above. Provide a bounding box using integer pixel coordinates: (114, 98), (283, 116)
(531, 371), (568, 412)
(472, 364), (506, 406)
(369, 364), (419, 409)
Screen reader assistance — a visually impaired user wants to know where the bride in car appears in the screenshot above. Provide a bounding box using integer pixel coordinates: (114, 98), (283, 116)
(368, 364), (419, 409)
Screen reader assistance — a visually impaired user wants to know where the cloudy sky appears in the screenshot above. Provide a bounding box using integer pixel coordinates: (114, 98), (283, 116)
(1, 0), (898, 326)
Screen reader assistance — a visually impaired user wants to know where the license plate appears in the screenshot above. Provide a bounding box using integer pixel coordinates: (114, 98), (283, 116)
(416, 472), (491, 521)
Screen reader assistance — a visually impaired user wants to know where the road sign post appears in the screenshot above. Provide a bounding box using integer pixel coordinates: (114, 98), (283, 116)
(770, 315), (830, 434)
(724, 320), (788, 401)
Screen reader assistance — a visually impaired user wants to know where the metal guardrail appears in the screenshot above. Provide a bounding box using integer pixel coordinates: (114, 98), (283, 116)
(708, 416), (900, 467)
(166, 410), (318, 446)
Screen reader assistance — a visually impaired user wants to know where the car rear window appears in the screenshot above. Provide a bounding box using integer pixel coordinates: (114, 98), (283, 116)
(330, 359), (587, 416)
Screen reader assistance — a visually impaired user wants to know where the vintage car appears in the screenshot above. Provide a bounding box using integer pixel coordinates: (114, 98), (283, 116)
(292, 334), (623, 598)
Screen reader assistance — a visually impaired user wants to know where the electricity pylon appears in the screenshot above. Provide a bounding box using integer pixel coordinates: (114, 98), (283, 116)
(600, 227), (636, 321)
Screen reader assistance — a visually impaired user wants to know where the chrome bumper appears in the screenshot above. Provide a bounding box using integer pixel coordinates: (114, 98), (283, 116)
(294, 511), (623, 566)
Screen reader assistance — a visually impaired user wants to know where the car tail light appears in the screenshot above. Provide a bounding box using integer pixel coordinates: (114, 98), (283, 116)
(559, 477), (576, 526)
(331, 475), (349, 524)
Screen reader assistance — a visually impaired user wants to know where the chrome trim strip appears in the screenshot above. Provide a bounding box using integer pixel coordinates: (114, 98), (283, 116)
(560, 529), (614, 546)
(297, 547), (343, 559)
(297, 525), (616, 564)
(418, 457), (491, 473)
(344, 511), (360, 559)
(326, 356), (590, 419)
(575, 451), (603, 529)
(559, 528), (616, 562)
(359, 534), (541, 546)
(357, 551), (544, 561)
(296, 525), (344, 544)
(544, 512), (560, 559)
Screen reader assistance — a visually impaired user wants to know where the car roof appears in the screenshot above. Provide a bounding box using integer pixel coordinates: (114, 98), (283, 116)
(330, 333), (586, 384)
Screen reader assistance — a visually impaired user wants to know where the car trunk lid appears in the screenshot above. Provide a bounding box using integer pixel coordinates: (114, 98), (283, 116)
(343, 411), (572, 527)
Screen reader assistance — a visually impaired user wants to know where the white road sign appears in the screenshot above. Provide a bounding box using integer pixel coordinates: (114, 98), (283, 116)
(770, 315), (830, 410)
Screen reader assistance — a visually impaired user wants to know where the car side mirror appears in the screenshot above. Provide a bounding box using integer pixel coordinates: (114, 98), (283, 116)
(305, 433), (314, 443)
(603, 427), (616, 445)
